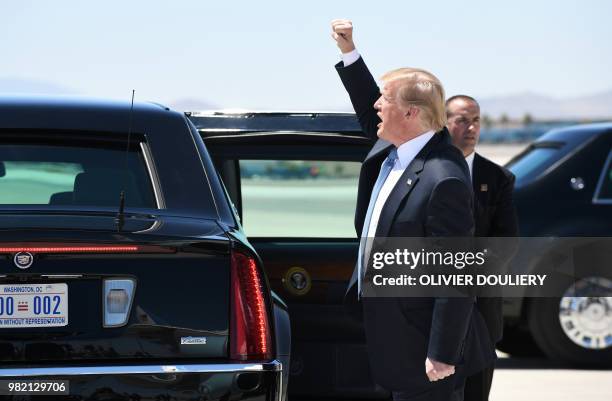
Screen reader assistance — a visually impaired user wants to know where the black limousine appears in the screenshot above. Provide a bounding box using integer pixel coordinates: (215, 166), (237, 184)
(504, 123), (612, 365)
(0, 97), (290, 401)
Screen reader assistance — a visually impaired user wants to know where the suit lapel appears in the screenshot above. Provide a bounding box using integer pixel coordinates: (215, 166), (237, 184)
(363, 138), (394, 164)
(375, 130), (446, 237)
(472, 153), (488, 212)
(472, 153), (481, 192)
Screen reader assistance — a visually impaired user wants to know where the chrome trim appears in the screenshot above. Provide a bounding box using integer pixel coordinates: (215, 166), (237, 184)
(41, 274), (83, 279)
(188, 110), (355, 116)
(202, 131), (366, 140)
(0, 360), (282, 377)
(277, 362), (283, 401)
(133, 219), (163, 234)
(140, 142), (166, 209)
(593, 149), (612, 204)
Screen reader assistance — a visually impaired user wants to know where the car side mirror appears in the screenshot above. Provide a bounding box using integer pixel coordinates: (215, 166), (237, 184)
(0, 162), (5, 178)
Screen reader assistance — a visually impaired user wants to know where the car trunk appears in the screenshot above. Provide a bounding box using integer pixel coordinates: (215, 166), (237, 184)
(0, 213), (231, 363)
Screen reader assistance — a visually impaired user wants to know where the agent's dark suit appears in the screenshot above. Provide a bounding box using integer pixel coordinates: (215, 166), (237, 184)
(465, 153), (518, 401)
(336, 57), (496, 399)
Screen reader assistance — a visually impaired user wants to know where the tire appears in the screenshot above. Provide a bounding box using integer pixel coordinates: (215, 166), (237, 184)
(527, 277), (612, 367)
(496, 326), (544, 358)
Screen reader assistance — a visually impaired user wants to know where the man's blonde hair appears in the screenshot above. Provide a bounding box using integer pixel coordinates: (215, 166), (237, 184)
(381, 68), (447, 132)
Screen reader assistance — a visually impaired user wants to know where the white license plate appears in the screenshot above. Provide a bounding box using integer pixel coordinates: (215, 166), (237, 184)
(0, 284), (68, 328)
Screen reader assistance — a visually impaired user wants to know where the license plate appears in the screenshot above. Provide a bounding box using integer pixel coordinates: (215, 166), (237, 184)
(0, 284), (68, 328)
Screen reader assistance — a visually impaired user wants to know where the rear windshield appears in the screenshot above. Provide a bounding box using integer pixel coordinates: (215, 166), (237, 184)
(507, 146), (560, 186)
(0, 139), (156, 208)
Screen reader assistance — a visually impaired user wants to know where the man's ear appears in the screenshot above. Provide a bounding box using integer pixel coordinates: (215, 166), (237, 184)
(405, 106), (420, 120)
(404, 106), (412, 118)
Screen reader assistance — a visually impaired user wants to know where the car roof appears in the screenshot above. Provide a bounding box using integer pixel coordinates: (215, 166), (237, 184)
(0, 95), (180, 132)
(534, 122), (612, 146)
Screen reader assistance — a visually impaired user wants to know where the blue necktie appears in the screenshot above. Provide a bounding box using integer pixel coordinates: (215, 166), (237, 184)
(358, 148), (397, 297)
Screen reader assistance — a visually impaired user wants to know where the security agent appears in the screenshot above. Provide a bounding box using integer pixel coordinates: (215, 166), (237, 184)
(446, 95), (519, 401)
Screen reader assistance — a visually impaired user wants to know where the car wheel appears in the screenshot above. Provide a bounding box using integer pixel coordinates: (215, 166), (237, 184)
(496, 326), (544, 358)
(528, 277), (612, 367)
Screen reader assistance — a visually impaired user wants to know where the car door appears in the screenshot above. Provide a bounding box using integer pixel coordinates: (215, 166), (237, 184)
(194, 113), (389, 398)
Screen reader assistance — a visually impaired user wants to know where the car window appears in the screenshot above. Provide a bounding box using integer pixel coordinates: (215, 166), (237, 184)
(594, 149), (612, 201)
(239, 160), (359, 237)
(507, 147), (559, 186)
(0, 141), (156, 208)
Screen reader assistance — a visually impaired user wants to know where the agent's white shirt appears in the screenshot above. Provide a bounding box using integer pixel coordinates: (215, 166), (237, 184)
(465, 151), (475, 179)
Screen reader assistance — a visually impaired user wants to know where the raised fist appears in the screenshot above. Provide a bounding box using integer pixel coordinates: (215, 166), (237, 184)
(331, 19), (356, 53)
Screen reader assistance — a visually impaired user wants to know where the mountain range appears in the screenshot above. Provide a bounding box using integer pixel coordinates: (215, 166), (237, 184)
(1, 78), (610, 121)
(478, 90), (612, 120)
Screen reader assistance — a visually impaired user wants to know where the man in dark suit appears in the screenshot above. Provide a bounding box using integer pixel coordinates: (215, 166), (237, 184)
(446, 95), (519, 401)
(331, 19), (496, 401)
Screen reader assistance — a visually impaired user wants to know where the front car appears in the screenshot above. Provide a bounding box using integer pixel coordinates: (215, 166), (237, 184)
(504, 123), (612, 365)
(0, 97), (288, 401)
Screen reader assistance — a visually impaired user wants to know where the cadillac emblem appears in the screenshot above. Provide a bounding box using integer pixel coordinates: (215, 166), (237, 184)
(14, 252), (34, 269)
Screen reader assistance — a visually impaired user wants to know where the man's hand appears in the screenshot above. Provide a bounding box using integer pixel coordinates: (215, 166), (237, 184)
(331, 19), (356, 53)
(425, 357), (455, 382)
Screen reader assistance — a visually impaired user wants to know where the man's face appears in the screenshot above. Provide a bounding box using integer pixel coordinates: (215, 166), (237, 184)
(374, 80), (412, 145)
(447, 99), (480, 156)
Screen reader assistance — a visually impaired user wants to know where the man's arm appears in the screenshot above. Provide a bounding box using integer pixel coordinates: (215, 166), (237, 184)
(421, 171), (476, 382)
(331, 19), (381, 140)
(425, 176), (475, 365)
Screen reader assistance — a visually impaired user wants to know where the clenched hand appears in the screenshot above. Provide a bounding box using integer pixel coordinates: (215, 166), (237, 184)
(425, 357), (455, 382)
(331, 19), (356, 54)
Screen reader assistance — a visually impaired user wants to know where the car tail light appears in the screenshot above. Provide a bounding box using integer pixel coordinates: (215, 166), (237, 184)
(103, 279), (136, 328)
(230, 250), (272, 360)
(0, 245), (140, 253)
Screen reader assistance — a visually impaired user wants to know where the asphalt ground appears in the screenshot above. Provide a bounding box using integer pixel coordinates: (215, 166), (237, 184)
(476, 143), (529, 166)
(291, 356), (612, 401)
(489, 353), (612, 401)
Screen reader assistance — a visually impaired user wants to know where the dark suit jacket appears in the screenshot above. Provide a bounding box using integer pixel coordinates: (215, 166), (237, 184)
(336, 57), (496, 391)
(472, 153), (519, 344)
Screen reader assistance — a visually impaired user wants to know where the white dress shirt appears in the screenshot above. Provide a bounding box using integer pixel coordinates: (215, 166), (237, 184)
(365, 131), (435, 238)
(342, 49), (361, 67)
(465, 151), (475, 180)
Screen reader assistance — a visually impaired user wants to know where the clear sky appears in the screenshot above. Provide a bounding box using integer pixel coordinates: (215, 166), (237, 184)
(2, 0), (611, 110)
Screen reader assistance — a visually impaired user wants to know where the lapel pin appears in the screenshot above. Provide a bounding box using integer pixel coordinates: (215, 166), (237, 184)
(407, 178), (413, 186)
(480, 184), (488, 192)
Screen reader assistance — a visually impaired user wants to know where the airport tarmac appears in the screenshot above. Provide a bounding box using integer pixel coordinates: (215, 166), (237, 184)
(476, 143), (529, 165)
(489, 353), (612, 401)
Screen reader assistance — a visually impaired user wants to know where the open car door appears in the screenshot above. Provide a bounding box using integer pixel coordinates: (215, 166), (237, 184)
(190, 111), (389, 399)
